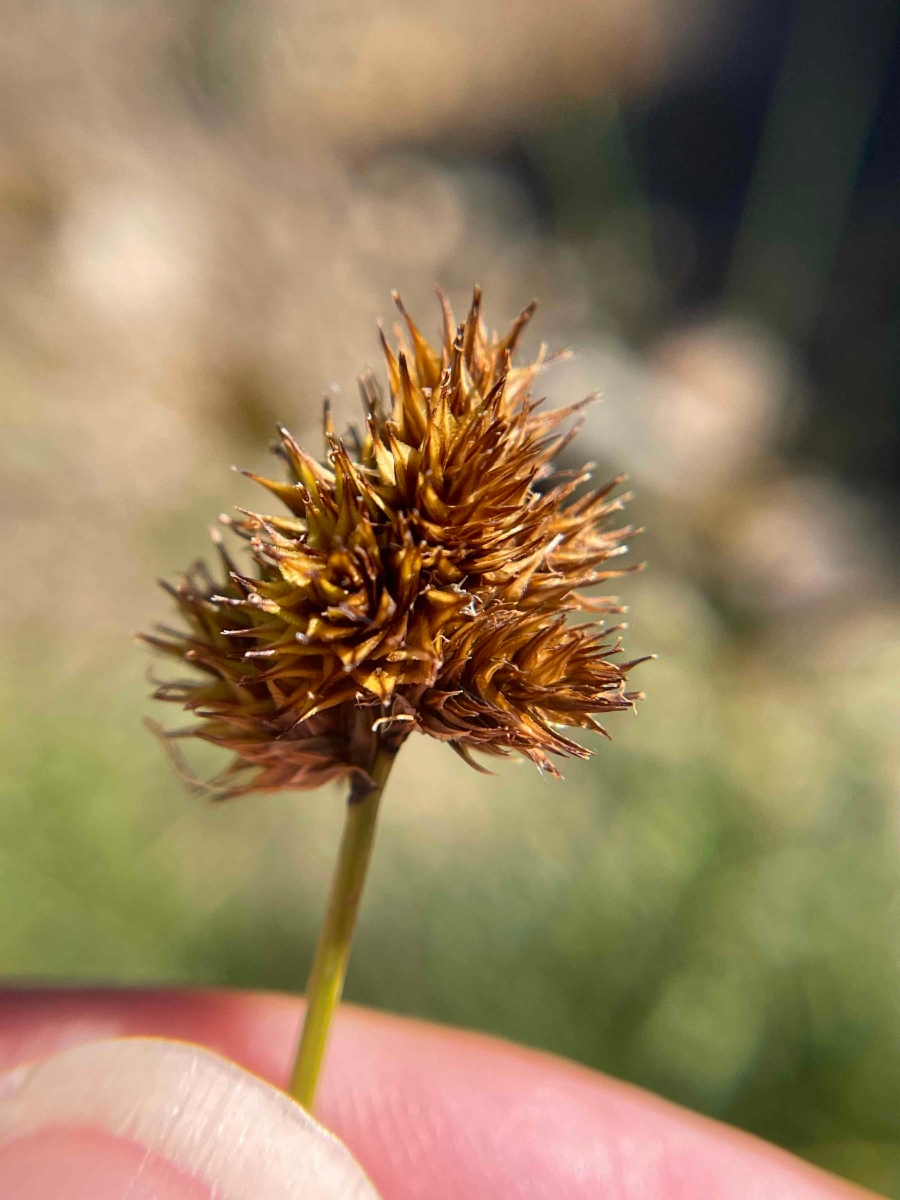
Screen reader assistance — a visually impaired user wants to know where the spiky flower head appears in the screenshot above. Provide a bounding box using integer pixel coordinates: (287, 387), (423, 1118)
(142, 289), (647, 800)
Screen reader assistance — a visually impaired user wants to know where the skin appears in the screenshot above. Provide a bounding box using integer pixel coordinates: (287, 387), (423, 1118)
(0, 990), (883, 1200)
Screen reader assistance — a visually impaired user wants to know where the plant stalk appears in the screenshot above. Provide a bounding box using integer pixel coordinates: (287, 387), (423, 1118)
(289, 744), (397, 1109)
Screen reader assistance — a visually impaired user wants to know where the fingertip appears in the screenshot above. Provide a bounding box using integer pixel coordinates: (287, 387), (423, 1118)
(0, 1036), (379, 1200)
(0, 1127), (213, 1200)
(314, 1007), (878, 1200)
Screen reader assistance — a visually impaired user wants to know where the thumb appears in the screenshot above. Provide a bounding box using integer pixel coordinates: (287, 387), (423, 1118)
(0, 1037), (379, 1200)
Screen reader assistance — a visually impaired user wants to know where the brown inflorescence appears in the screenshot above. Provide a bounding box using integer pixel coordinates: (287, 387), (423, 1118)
(141, 289), (648, 799)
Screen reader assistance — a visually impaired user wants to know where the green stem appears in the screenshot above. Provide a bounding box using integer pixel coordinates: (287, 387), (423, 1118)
(289, 744), (397, 1110)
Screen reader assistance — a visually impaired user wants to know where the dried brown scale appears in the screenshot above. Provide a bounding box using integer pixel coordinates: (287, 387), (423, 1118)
(141, 289), (649, 799)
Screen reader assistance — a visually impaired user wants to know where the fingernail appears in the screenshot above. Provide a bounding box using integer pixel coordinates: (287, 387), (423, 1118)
(0, 1037), (380, 1199)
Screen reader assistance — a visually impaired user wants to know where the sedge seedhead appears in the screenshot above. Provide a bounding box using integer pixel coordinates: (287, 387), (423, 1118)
(141, 289), (648, 798)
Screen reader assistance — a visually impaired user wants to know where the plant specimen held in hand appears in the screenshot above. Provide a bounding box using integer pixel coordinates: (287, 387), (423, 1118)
(141, 288), (647, 1110)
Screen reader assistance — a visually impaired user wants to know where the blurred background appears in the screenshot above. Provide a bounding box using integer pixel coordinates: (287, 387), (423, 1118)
(1, 0), (899, 1192)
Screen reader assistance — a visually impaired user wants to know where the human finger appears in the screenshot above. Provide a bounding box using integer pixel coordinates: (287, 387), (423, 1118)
(0, 1035), (378, 1199)
(0, 989), (881, 1200)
